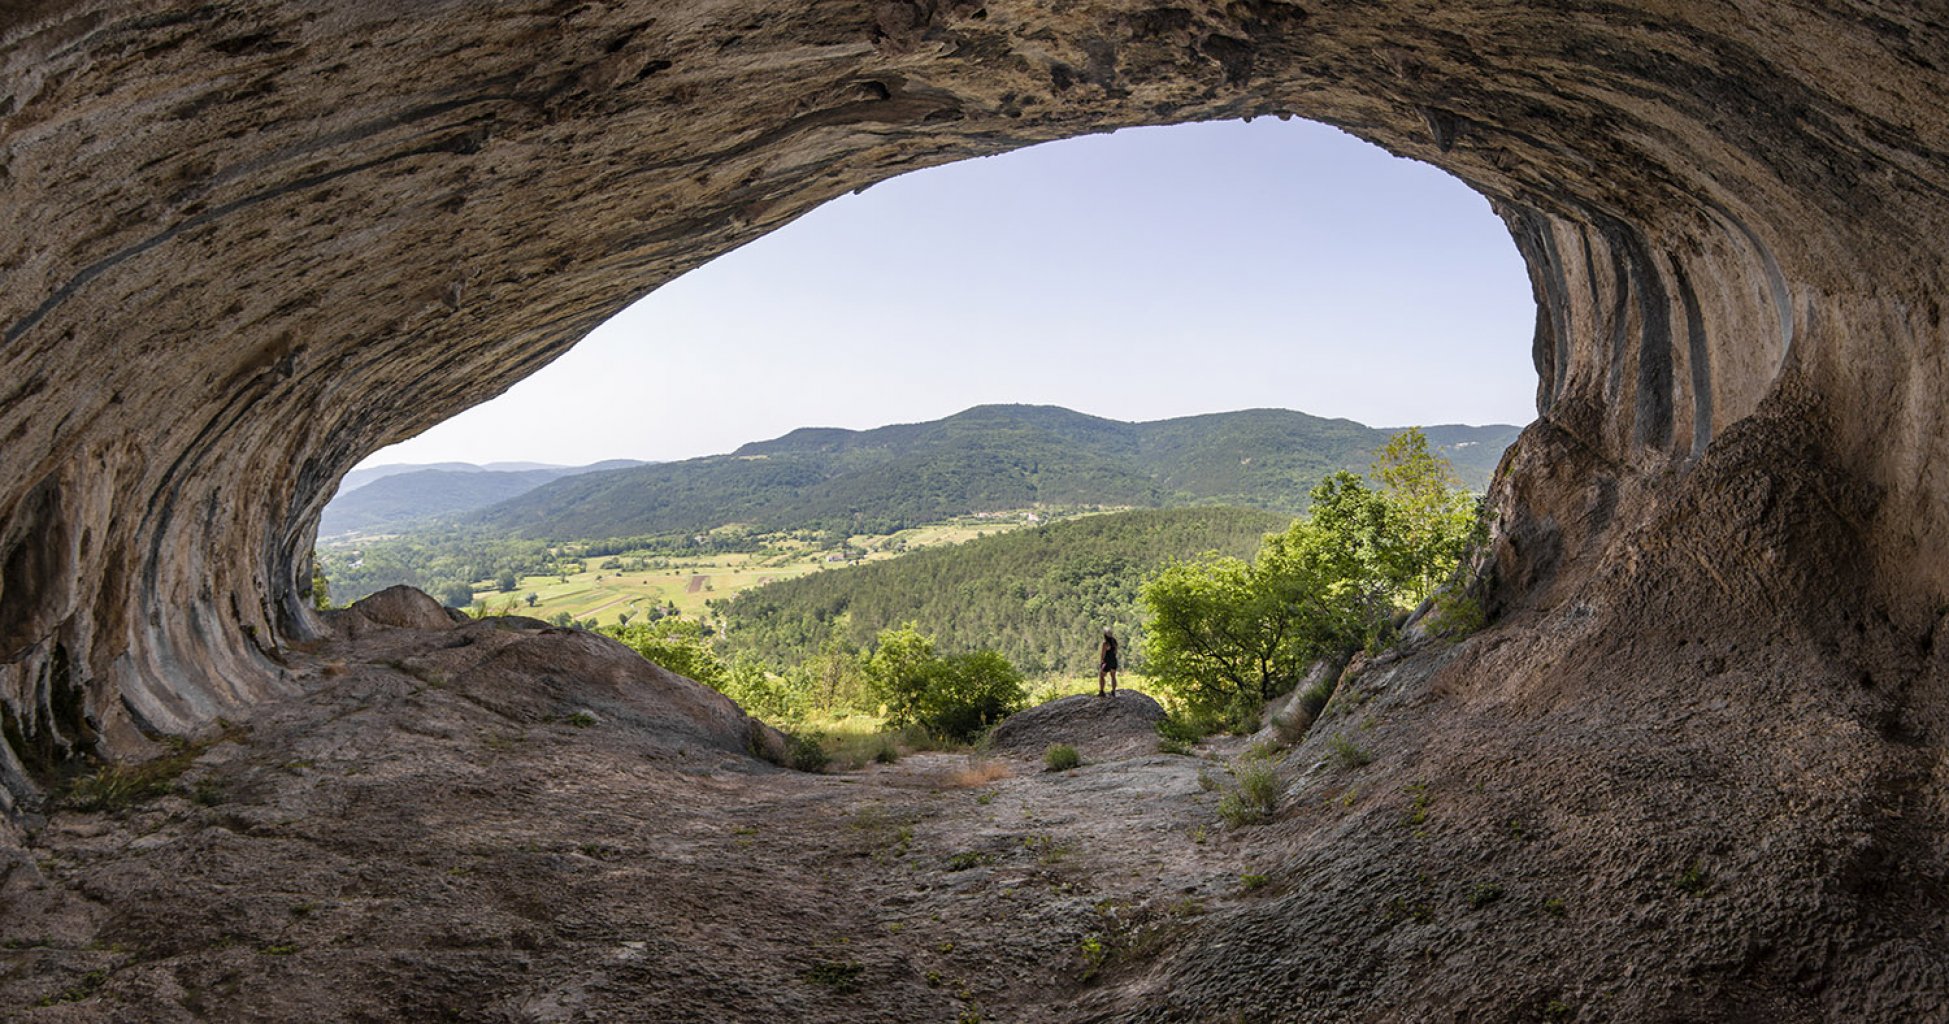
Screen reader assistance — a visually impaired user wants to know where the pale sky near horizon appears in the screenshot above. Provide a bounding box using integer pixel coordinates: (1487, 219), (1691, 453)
(363, 118), (1538, 469)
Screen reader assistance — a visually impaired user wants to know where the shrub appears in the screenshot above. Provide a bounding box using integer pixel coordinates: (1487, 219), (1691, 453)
(1154, 714), (1203, 755)
(1044, 743), (1082, 772)
(1467, 882), (1505, 908)
(1296, 673), (1337, 720)
(865, 626), (1027, 743)
(1217, 757), (1283, 827)
(786, 733), (829, 773)
(1326, 732), (1373, 769)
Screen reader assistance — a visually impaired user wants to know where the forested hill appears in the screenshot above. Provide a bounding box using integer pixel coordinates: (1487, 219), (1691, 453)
(717, 506), (1292, 677)
(320, 460), (645, 537)
(470, 405), (1523, 540)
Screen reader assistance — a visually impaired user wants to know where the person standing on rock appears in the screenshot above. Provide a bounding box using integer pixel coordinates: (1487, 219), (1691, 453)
(1097, 627), (1120, 697)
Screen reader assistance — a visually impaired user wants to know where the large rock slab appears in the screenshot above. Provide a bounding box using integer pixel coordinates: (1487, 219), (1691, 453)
(990, 690), (1168, 762)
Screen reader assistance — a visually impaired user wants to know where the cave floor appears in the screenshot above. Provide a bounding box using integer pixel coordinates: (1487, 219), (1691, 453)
(1, 642), (1277, 1023)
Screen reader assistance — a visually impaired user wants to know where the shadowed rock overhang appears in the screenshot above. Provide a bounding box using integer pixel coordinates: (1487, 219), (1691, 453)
(2, 0), (1946, 855)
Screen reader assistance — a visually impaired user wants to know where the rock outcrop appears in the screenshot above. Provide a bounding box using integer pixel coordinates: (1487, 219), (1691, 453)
(989, 690), (1167, 761)
(4, 1), (1949, 1017)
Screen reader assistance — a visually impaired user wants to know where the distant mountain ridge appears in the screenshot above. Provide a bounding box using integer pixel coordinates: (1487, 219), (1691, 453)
(321, 460), (647, 537)
(469, 405), (1524, 541)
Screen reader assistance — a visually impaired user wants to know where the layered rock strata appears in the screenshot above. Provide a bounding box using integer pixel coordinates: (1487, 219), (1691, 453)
(3, 1), (1949, 1014)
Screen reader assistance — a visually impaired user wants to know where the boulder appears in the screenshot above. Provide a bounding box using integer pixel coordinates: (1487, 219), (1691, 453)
(343, 586), (456, 632)
(988, 691), (1167, 762)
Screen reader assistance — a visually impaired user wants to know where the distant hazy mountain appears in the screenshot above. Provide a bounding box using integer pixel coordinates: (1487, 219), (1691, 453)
(321, 460), (647, 537)
(469, 405), (1524, 541)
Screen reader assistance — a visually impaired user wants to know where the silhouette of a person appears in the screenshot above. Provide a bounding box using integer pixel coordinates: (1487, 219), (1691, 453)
(1097, 627), (1119, 697)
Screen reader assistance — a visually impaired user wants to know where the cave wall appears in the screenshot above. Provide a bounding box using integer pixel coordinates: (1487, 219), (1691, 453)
(3, 0), (1948, 812)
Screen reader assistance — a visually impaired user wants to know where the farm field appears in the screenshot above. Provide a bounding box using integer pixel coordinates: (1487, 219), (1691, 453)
(466, 507), (1118, 626)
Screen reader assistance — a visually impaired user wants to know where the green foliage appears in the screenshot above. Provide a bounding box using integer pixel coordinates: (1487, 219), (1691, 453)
(1216, 754), (1283, 828)
(1467, 882), (1506, 909)
(1326, 733), (1373, 769)
(1370, 428), (1482, 605)
(802, 960), (865, 992)
(604, 617), (726, 687)
(63, 737), (213, 813)
(1044, 743), (1082, 771)
(863, 625), (1027, 742)
(309, 564), (332, 610)
(437, 582), (477, 609)
(721, 507), (1284, 677)
(1154, 714), (1203, 755)
(1139, 429), (1486, 717)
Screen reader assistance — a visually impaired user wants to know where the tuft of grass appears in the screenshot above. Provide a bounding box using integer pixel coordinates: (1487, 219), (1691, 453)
(1541, 897), (1567, 918)
(1674, 861), (1709, 895)
(1466, 882), (1505, 909)
(565, 710), (599, 728)
(1326, 732), (1373, 770)
(948, 759), (1012, 788)
(64, 737), (216, 813)
(802, 960), (865, 992)
(1403, 781), (1433, 829)
(1239, 873), (1270, 892)
(945, 850), (991, 871)
(1216, 756), (1283, 828)
(1043, 744), (1082, 772)
(34, 968), (108, 1007)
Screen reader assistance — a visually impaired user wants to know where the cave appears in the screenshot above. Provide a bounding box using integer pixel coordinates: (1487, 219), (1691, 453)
(3, 2), (1947, 1018)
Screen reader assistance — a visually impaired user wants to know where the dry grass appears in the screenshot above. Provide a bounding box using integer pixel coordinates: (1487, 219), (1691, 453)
(945, 759), (1013, 788)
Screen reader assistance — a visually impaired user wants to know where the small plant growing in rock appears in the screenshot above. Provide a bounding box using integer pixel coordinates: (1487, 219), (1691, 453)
(1044, 743), (1082, 772)
(945, 850), (990, 871)
(802, 960), (865, 992)
(1327, 732), (1373, 769)
(1217, 757), (1283, 827)
(1467, 882), (1505, 908)
(1541, 897), (1567, 918)
(565, 710), (599, 728)
(1674, 861), (1709, 895)
(1239, 872), (1269, 892)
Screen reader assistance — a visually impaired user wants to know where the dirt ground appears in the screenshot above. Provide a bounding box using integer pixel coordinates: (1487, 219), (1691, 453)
(0, 615), (1277, 1023)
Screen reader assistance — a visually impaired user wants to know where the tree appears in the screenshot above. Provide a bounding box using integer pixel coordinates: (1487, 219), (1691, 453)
(605, 617), (726, 687)
(1139, 438), (1478, 716)
(310, 564), (332, 610)
(863, 623), (1026, 742)
(496, 569), (519, 592)
(524, 592), (539, 608)
(1369, 428), (1481, 605)
(436, 581), (478, 609)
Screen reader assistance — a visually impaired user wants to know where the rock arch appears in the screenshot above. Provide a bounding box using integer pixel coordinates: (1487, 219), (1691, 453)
(3, 1), (1945, 815)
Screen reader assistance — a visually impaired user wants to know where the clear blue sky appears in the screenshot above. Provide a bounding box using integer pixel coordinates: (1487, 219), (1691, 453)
(366, 118), (1537, 467)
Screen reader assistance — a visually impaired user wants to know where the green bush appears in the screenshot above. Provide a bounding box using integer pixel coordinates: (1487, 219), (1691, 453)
(1296, 673), (1337, 720)
(1154, 714), (1203, 755)
(1327, 732), (1373, 769)
(865, 625), (1026, 743)
(1044, 743), (1082, 771)
(786, 733), (829, 773)
(1217, 757), (1283, 827)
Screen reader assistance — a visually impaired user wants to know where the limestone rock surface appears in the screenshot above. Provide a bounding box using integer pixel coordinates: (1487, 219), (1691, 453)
(989, 690), (1167, 761)
(4, 1), (1949, 1018)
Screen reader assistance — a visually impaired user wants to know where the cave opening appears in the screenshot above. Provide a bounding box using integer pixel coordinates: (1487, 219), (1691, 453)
(316, 117), (1539, 663)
